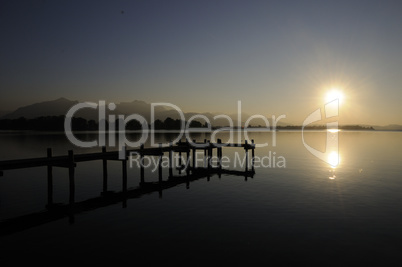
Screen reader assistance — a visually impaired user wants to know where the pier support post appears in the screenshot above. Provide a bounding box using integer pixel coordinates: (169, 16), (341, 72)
(140, 144), (144, 184)
(169, 141), (173, 178)
(122, 146), (127, 193)
(251, 139), (255, 171)
(204, 139), (207, 167)
(68, 150), (75, 206)
(245, 140), (249, 172)
(192, 139), (196, 170)
(122, 146), (127, 208)
(217, 139), (222, 170)
(185, 139), (190, 177)
(68, 150), (75, 224)
(158, 143), (162, 182)
(47, 148), (53, 207)
(178, 140), (182, 175)
(207, 140), (212, 170)
(102, 146), (108, 194)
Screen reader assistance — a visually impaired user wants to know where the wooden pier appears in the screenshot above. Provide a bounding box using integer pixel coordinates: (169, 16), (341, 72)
(0, 138), (255, 205)
(0, 138), (256, 235)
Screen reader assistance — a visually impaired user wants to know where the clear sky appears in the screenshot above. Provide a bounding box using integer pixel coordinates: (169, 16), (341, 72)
(1, 0), (402, 125)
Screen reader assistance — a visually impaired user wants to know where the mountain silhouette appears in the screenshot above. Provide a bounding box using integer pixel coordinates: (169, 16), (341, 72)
(1, 98), (79, 120)
(3, 98), (397, 129)
(113, 100), (168, 121)
(0, 110), (10, 117)
(1, 97), (290, 127)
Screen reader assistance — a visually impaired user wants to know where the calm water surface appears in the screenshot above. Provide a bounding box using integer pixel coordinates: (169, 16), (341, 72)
(1, 131), (401, 265)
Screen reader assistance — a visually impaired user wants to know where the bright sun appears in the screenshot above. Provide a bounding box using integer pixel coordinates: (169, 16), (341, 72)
(326, 88), (344, 104)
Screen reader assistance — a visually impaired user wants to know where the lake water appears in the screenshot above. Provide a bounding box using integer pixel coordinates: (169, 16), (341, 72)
(1, 130), (402, 265)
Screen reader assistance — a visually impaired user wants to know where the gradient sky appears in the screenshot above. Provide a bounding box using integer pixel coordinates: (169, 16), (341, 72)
(1, 0), (402, 125)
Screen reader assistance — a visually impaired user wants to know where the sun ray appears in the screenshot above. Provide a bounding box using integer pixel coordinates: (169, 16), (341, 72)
(326, 88), (344, 104)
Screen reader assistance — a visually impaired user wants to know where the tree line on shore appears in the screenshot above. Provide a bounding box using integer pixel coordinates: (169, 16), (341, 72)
(0, 116), (207, 131)
(0, 116), (374, 131)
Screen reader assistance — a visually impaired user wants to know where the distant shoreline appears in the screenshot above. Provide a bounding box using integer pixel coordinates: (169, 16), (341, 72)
(1, 116), (400, 132)
(3, 129), (402, 135)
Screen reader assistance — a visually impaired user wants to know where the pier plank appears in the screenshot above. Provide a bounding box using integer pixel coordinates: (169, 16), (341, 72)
(0, 140), (255, 172)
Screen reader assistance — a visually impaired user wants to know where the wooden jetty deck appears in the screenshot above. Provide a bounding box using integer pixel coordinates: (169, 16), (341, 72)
(0, 138), (256, 236)
(0, 139), (255, 171)
(0, 139), (256, 233)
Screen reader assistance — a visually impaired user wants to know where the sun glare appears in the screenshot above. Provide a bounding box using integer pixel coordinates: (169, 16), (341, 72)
(327, 129), (340, 133)
(326, 88), (344, 104)
(327, 151), (340, 168)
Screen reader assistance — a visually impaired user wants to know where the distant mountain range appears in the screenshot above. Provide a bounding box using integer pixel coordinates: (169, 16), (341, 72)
(0, 110), (10, 117)
(1, 97), (401, 130)
(0, 97), (288, 127)
(1, 98), (79, 120)
(0, 98), (171, 122)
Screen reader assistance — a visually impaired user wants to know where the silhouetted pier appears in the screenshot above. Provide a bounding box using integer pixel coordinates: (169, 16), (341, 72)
(0, 139), (255, 235)
(0, 139), (256, 234)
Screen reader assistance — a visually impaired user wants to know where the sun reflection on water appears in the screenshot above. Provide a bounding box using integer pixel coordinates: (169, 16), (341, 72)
(328, 151), (340, 167)
(328, 151), (340, 179)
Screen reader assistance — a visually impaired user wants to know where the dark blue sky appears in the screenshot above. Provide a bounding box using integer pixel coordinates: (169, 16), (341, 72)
(1, 0), (402, 124)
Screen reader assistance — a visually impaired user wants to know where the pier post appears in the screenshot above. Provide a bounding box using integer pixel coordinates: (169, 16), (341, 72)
(186, 139), (190, 176)
(68, 150), (75, 207)
(102, 146), (108, 194)
(245, 140), (249, 172)
(67, 150), (75, 224)
(47, 148), (53, 207)
(122, 146), (127, 208)
(122, 146), (127, 193)
(140, 144), (144, 184)
(179, 154), (182, 174)
(192, 139), (196, 170)
(217, 139), (222, 170)
(208, 140), (213, 170)
(158, 143), (162, 182)
(178, 140), (182, 175)
(169, 141), (173, 178)
(251, 139), (255, 171)
(204, 139), (207, 167)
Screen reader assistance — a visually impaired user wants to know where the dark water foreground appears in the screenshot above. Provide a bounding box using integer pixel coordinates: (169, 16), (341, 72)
(1, 131), (402, 265)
